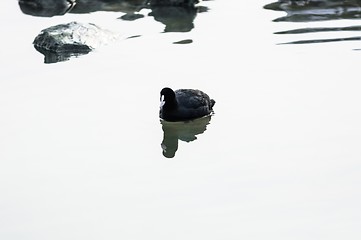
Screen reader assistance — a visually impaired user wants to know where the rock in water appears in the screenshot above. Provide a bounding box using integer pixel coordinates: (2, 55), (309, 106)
(149, 0), (199, 6)
(19, 0), (76, 17)
(33, 21), (119, 63)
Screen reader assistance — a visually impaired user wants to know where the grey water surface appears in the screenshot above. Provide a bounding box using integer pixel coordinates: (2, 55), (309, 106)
(1, 0), (361, 240)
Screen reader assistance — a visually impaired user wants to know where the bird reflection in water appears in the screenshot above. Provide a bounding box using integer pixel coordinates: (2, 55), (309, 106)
(160, 115), (212, 158)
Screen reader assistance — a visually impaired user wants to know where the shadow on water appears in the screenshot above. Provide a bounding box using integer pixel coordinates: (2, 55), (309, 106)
(18, 0), (208, 63)
(160, 116), (212, 158)
(264, 0), (361, 45)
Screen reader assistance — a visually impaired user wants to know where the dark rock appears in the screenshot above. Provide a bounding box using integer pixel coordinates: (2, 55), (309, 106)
(119, 13), (145, 21)
(70, 0), (147, 14)
(19, 0), (201, 17)
(33, 21), (119, 63)
(18, 0), (76, 17)
(149, 0), (199, 7)
(173, 39), (193, 44)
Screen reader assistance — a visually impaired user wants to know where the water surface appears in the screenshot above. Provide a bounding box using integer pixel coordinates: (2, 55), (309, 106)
(1, 1), (361, 240)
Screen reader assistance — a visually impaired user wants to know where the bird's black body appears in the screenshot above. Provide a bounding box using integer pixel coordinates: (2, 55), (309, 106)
(159, 87), (215, 121)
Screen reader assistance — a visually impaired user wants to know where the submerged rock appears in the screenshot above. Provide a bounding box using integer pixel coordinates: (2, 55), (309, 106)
(33, 21), (120, 63)
(19, 0), (76, 17)
(18, 0), (198, 17)
(149, 0), (199, 7)
(18, 0), (147, 17)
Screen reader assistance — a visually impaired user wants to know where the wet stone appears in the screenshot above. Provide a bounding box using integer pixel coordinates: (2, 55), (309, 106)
(33, 21), (120, 63)
(33, 21), (119, 53)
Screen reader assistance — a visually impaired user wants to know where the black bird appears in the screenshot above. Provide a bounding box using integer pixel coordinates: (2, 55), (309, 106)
(159, 87), (215, 121)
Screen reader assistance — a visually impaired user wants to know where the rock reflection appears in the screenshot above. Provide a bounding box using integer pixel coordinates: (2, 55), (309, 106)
(149, 6), (197, 32)
(264, 0), (361, 45)
(160, 116), (212, 158)
(34, 45), (90, 64)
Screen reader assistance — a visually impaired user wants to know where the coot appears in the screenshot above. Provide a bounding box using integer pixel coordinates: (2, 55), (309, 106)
(159, 87), (215, 121)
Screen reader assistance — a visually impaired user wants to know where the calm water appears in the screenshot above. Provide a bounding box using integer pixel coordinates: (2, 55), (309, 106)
(1, 0), (361, 239)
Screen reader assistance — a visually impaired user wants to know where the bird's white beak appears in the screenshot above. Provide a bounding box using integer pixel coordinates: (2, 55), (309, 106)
(160, 95), (165, 108)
